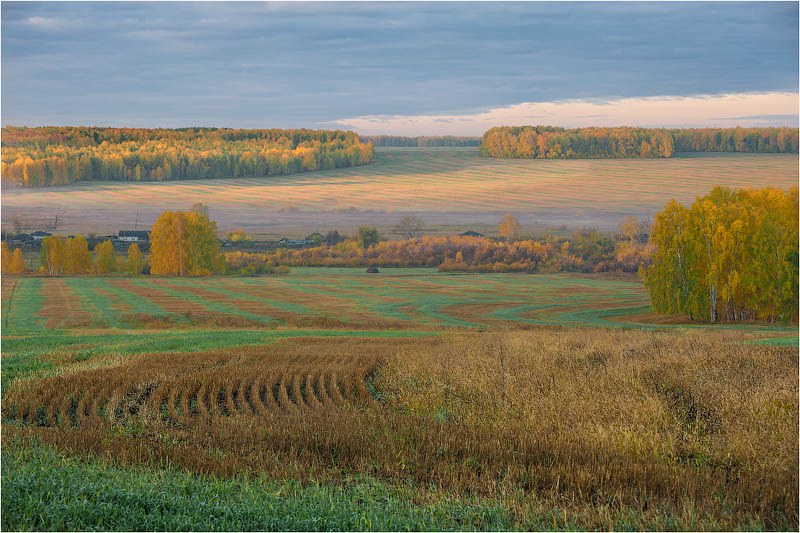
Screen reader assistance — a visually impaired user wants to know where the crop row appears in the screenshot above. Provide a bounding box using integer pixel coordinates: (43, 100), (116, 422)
(4, 340), (379, 429)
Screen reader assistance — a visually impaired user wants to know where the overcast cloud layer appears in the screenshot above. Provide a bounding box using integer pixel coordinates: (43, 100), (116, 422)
(2, 2), (798, 133)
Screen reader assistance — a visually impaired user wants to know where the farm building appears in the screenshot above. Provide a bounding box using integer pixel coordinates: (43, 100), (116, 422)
(31, 231), (53, 240)
(118, 230), (150, 242)
(460, 230), (484, 237)
(12, 233), (33, 242)
(279, 237), (313, 246)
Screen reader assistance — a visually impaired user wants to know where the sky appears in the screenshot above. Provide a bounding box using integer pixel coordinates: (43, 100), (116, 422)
(2, 1), (798, 134)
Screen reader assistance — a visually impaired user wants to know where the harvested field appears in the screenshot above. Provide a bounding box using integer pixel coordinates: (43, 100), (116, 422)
(4, 270), (796, 338)
(4, 330), (797, 529)
(3, 149), (797, 234)
(3, 336), (391, 429)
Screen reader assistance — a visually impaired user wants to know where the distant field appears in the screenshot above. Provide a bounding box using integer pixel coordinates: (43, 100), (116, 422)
(3, 270), (796, 339)
(3, 148), (797, 235)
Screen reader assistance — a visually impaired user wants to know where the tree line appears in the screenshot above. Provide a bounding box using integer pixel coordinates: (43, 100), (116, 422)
(480, 126), (799, 159)
(1, 127), (374, 187)
(226, 222), (652, 275)
(3, 237), (145, 276)
(645, 186), (798, 323)
(1, 212), (652, 277)
(362, 136), (481, 147)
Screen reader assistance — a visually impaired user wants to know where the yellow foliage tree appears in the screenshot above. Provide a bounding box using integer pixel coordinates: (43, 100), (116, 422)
(64, 235), (93, 274)
(150, 210), (222, 276)
(11, 248), (26, 274)
(498, 214), (521, 242)
(646, 186), (798, 323)
(126, 243), (145, 275)
(40, 236), (65, 276)
(95, 240), (116, 274)
(1, 242), (11, 274)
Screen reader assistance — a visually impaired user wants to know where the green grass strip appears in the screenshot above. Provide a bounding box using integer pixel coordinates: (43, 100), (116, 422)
(2, 278), (45, 329)
(2, 441), (510, 532)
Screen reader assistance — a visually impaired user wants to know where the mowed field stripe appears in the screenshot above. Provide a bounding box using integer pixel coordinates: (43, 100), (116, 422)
(3, 150), (796, 217)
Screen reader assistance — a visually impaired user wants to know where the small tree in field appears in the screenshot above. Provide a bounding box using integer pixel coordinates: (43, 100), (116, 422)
(11, 248), (26, 274)
(65, 235), (93, 274)
(95, 240), (116, 274)
(498, 214), (521, 242)
(357, 226), (380, 249)
(396, 215), (424, 239)
(150, 210), (221, 276)
(126, 243), (145, 275)
(40, 236), (65, 276)
(1, 242), (11, 274)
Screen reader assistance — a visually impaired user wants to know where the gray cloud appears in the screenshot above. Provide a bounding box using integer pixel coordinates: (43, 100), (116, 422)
(2, 2), (798, 130)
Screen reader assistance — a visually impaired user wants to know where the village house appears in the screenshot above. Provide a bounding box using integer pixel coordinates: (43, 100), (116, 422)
(118, 230), (150, 242)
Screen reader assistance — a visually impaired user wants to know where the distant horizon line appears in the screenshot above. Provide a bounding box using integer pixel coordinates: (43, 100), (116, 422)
(2, 123), (798, 136)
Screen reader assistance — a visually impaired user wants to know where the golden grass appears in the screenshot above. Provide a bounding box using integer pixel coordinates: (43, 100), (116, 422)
(3, 330), (796, 528)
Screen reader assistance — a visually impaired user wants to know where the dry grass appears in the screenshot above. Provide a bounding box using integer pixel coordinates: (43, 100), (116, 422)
(3, 330), (797, 529)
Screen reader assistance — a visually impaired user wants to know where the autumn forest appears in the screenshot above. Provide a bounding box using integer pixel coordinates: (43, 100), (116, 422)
(480, 126), (799, 159)
(1, 127), (374, 187)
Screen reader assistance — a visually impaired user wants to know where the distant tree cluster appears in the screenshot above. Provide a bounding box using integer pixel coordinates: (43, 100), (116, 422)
(480, 126), (799, 159)
(645, 187), (798, 323)
(10, 236), (145, 276)
(231, 227), (652, 274)
(1, 127), (374, 187)
(0, 243), (27, 274)
(363, 136), (481, 147)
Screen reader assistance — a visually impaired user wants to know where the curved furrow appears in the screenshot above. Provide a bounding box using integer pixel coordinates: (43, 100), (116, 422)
(147, 382), (172, 423)
(196, 379), (212, 420)
(77, 385), (104, 426)
(291, 373), (307, 411)
(94, 386), (114, 424)
(57, 391), (80, 427)
(264, 374), (282, 413)
(87, 385), (112, 427)
(210, 379), (225, 417)
(104, 378), (133, 422)
(251, 374), (269, 415)
(225, 378), (238, 416)
(315, 371), (333, 407)
(235, 377), (250, 414)
(46, 394), (61, 426)
(327, 372), (345, 406)
(183, 381), (203, 423)
(305, 372), (323, 410)
(241, 375), (259, 415)
(277, 374), (297, 414)
(167, 380), (182, 423)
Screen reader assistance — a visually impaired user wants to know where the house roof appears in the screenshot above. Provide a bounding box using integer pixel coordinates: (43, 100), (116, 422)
(460, 230), (484, 237)
(119, 230), (150, 238)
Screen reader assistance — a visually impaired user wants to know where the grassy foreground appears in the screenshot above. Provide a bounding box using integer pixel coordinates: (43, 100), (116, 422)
(3, 328), (797, 530)
(1, 440), (510, 531)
